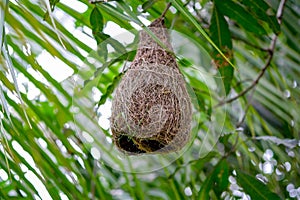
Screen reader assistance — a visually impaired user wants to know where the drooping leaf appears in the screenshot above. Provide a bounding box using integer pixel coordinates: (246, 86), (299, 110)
(191, 151), (219, 172)
(44, 0), (66, 48)
(213, 159), (229, 196)
(93, 31), (127, 61)
(90, 6), (109, 60)
(90, 6), (104, 33)
(43, 0), (60, 19)
(184, 72), (211, 116)
(49, 0), (60, 11)
(178, 57), (193, 68)
(2, 39), (32, 128)
(210, 5), (234, 95)
(169, 0), (235, 69)
(215, 0), (268, 35)
(142, 0), (157, 12)
(236, 170), (281, 200)
(96, 3), (135, 30)
(97, 72), (123, 107)
(0, 0), (8, 47)
(241, 0), (280, 34)
(198, 159), (229, 199)
(93, 32), (109, 60)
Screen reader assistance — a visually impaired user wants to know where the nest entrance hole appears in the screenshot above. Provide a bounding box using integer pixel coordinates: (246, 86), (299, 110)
(116, 134), (166, 153)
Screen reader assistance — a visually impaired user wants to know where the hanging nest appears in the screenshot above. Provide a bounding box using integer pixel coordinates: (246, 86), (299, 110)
(110, 18), (192, 154)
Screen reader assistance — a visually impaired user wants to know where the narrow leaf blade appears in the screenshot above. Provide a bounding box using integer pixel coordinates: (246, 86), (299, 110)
(210, 5), (234, 95)
(236, 170), (281, 200)
(90, 6), (104, 32)
(215, 0), (267, 35)
(241, 0), (280, 34)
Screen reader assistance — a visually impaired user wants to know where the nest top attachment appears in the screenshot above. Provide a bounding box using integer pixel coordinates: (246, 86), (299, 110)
(110, 18), (192, 155)
(130, 18), (177, 70)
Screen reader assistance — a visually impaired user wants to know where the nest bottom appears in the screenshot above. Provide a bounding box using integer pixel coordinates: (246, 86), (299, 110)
(116, 134), (167, 154)
(111, 64), (192, 155)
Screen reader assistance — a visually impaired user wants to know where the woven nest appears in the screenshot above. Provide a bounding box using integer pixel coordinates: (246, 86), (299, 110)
(110, 18), (192, 154)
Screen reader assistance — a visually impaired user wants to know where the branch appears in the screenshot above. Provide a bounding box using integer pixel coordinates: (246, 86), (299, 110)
(160, 2), (172, 19)
(215, 0), (287, 107)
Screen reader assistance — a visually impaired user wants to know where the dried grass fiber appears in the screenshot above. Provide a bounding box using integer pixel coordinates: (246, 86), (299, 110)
(111, 18), (192, 154)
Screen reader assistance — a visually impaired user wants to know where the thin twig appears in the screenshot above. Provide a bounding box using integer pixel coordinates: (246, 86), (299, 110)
(160, 2), (172, 19)
(215, 0), (287, 108)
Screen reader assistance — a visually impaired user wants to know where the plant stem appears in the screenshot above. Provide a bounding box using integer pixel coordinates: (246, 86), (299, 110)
(160, 2), (172, 19)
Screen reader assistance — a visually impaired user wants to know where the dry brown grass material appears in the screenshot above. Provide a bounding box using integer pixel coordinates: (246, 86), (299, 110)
(111, 18), (192, 155)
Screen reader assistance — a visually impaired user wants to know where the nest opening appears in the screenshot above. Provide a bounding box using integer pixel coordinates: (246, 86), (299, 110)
(116, 134), (166, 154)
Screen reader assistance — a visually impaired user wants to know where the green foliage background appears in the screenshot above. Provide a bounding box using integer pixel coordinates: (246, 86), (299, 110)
(0, 0), (300, 199)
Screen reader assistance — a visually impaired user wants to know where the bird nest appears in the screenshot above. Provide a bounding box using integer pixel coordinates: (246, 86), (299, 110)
(110, 18), (192, 154)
